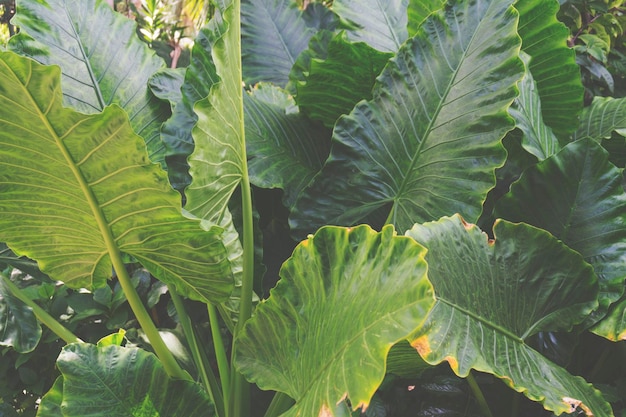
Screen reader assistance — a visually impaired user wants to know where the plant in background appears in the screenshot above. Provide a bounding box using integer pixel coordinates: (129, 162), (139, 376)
(0, 1), (626, 417)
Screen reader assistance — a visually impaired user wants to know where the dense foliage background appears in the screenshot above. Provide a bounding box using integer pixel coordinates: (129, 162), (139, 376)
(0, 0), (625, 416)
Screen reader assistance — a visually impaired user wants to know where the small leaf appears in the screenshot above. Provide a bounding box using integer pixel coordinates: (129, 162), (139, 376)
(55, 343), (214, 417)
(0, 276), (42, 353)
(236, 225), (434, 416)
(406, 215), (610, 417)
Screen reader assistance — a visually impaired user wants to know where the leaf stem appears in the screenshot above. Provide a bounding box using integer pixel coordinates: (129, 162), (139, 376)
(115, 263), (190, 380)
(264, 392), (295, 417)
(208, 302), (231, 411)
(0, 273), (81, 344)
(466, 372), (493, 417)
(169, 286), (225, 417)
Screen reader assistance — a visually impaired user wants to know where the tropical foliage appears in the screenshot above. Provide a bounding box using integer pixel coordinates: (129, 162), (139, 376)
(0, 0), (625, 416)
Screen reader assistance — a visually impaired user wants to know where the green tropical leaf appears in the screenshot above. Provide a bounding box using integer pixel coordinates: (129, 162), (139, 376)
(591, 295), (626, 341)
(236, 225), (434, 416)
(0, 51), (232, 303)
(241, 0), (338, 86)
(573, 96), (626, 141)
(494, 139), (626, 323)
(53, 343), (214, 417)
(290, 0), (523, 235)
(245, 84), (331, 207)
(149, 25), (220, 193)
(0, 275), (42, 353)
(185, 0), (245, 222)
(0, 243), (51, 282)
(515, 0), (584, 139)
(406, 215), (611, 417)
(8, 0), (169, 164)
(36, 377), (64, 417)
(407, 0), (445, 37)
(332, 0), (408, 52)
(509, 52), (560, 160)
(292, 31), (393, 127)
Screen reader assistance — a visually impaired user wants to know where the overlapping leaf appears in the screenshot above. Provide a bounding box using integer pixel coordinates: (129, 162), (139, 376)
(515, 0), (584, 139)
(241, 0), (338, 86)
(245, 84), (331, 207)
(332, 0), (409, 52)
(509, 52), (560, 160)
(573, 96), (626, 141)
(8, 0), (169, 163)
(0, 52), (232, 303)
(0, 276), (41, 353)
(290, 0), (523, 235)
(406, 215), (611, 417)
(42, 343), (214, 417)
(292, 31), (393, 127)
(494, 138), (626, 330)
(236, 225), (434, 417)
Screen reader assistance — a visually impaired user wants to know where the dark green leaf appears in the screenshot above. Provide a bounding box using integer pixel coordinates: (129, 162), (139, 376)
(236, 225), (434, 416)
(0, 276), (42, 353)
(8, 0), (169, 164)
(290, 0), (523, 235)
(573, 96), (626, 141)
(406, 215), (610, 417)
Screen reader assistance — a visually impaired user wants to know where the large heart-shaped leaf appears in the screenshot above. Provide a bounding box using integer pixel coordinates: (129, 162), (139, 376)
(292, 31), (393, 128)
(515, 0), (583, 140)
(406, 215), (611, 417)
(245, 84), (331, 207)
(236, 225), (434, 416)
(241, 0), (337, 86)
(0, 275), (42, 353)
(333, 0), (409, 52)
(509, 52), (560, 160)
(48, 343), (214, 417)
(573, 96), (626, 141)
(290, 0), (523, 235)
(8, 0), (169, 163)
(0, 51), (232, 303)
(494, 139), (626, 321)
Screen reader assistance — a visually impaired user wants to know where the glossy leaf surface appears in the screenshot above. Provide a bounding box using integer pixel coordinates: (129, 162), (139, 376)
(516, 0), (583, 139)
(333, 0), (408, 52)
(406, 215), (610, 416)
(0, 276), (42, 353)
(509, 52), (560, 160)
(0, 52), (232, 303)
(290, 0), (523, 235)
(573, 96), (626, 141)
(55, 343), (214, 417)
(495, 139), (626, 320)
(9, 0), (169, 163)
(236, 225), (434, 416)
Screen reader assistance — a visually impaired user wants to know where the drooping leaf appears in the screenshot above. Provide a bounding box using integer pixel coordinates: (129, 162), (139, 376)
(149, 25), (220, 193)
(290, 0), (523, 236)
(406, 215), (611, 417)
(332, 0), (409, 52)
(236, 225), (434, 417)
(515, 0), (584, 140)
(0, 51), (232, 303)
(573, 96), (626, 141)
(54, 343), (214, 417)
(407, 0), (445, 37)
(509, 52), (560, 160)
(185, 0), (245, 222)
(0, 275), (42, 353)
(245, 84), (332, 207)
(8, 0), (170, 164)
(293, 31), (393, 127)
(241, 0), (338, 86)
(494, 139), (626, 324)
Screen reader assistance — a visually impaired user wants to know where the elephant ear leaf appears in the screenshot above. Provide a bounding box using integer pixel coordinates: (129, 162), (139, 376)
(48, 343), (214, 417)
(0, 51), (232, 304)
(236, 225), (434, 417)
(290, 0), (523, 236)
(8, 0), (169, 164)
(406, 215), (611, 417)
